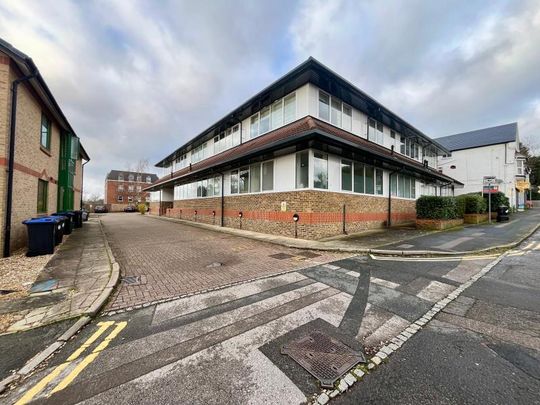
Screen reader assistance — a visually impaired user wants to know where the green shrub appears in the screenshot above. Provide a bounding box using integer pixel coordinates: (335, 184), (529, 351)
(463, 194), (487, 214)
(416, 196), (459, 220)
(138, 203), (147, 215)
(456, 195), (467, 218)
(483, 192), (510, 212)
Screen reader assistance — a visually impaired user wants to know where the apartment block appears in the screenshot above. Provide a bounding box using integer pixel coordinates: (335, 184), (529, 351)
(104, 170), (158, 211)
(146, 58), (461, 239)
(0, 38), (89, 255)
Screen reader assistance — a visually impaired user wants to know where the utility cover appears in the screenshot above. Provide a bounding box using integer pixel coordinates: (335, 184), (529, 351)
(269, 253), (295, 260)
(281, 330), (365, 388)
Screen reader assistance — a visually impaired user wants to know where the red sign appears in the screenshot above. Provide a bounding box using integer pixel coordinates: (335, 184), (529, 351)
(483, 186), (499, 193)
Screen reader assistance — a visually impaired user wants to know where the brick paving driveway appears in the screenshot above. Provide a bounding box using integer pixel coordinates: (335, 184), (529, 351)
(101, 214), (349, 311)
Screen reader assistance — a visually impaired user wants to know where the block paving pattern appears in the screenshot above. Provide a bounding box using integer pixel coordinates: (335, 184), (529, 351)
(101, 214), (350, 311)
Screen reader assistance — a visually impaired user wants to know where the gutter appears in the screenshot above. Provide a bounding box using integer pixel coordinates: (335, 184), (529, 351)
(3, 69), (38, 258)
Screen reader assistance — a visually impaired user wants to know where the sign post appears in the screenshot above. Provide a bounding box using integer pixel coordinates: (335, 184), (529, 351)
(483, 176), (496, 224)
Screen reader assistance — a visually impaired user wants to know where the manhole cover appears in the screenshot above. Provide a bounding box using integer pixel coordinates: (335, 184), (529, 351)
(281, 330), (365, 388)
(298, 251), (321, 259)
(121, 276), (141, 285)
(206, 262), (223, 268)
(269, 253), (295, 260)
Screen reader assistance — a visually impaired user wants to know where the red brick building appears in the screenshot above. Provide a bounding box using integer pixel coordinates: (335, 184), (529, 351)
(104, 170), (158, 211)
(145, 58), (461, 239)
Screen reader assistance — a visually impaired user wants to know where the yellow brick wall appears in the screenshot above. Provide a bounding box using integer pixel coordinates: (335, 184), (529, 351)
(0, 52), (10, 248)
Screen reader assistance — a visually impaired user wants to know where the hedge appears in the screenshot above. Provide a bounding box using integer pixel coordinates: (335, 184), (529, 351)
(483, 192), (510, 212)
(456, 194), (487, 216)
(416, 196), (459, 220)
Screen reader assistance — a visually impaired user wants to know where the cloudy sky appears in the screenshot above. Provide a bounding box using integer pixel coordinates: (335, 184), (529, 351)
(1, 0), (539, 197)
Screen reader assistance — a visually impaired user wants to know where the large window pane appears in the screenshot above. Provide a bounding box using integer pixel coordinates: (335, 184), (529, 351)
(313, 152), (328, 189)
(230, 170), (238, 194)
(376, 169), (383, 195)
(319, 91), (330, 121)
(207, 178), (214, 197)
(214, 176), (222, 196)
(197, 181), (202, 197)
(296, 151), (309, 189)
(341, 160), (352, 191)
(250, 163), (261, 192)
(37, 179), (48, 213)
(398, 175), (405, 197)
(201, 179), (208, 197)
(239, 167), (249, 193)
(343, 105), (352, 131)
(411, 178), (416, 198)
(271, 100), (283, 129)
(259, 107), (270, 134)
(283, 93), (296, 123)
(354, 163), (364, 193)
(390, 174), (397, 196)
(262, 161), (274, 191)
(41, 113), (50, 149)
(250, 115), (259, 138)
(331, 99), (342, 127)
(404, 177), (411, 198)
(365, 166), (374, 194)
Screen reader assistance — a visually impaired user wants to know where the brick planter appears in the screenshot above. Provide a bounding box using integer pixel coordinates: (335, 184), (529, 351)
(416, 218), (464, 230)
(463, 213), (489, 224)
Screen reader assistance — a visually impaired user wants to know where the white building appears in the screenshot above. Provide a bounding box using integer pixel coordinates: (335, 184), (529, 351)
(437, 123), (528, 209)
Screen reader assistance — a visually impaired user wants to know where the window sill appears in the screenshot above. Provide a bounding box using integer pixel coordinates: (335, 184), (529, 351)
(40, 146), (52, 157)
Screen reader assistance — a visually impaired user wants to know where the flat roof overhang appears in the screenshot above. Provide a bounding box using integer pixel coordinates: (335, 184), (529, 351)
(145, 120), (461, 192)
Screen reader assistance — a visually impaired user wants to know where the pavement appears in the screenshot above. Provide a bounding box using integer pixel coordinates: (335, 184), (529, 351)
(0, 218), (118, 387)
(155, 208), (540, 255)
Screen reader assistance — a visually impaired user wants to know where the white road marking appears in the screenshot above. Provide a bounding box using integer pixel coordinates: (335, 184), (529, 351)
(346, 271), (360, 278)
(369, 254), (498, 262)
(370, 277), (399, 289)
(416, 281), (455, 302)
(397, 244), (414, 249)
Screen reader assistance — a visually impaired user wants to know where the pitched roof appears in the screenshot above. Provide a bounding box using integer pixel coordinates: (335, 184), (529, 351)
(106, 170), (158, 182)
(436, 123), (518, 152)
(0, 37), (90, 161)
(146, 116), (461, 191)
(155, 57), (449, 167)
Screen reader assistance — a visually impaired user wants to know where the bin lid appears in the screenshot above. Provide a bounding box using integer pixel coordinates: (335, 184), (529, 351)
(22, 217), (58, 225)
(52, 212), (75, 217)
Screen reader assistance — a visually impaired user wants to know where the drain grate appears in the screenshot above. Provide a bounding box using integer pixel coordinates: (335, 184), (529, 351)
(281, 330), (365, 388)
(269, 253), (295, 260)
(298, 251), (321, 259)
(121, 275), (141, 285)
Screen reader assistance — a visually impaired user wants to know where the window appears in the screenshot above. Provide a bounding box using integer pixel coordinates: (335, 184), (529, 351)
(137, 185), (142, 192)
(250, 163), (261, 193)
(136, 175), (142, 182)
(37, 179), (48, 213)
(517, 159), (525, 175)
(368, 119), (384, 145)
(128, 185), (134, 192)
(365, 166), (375, 194)
(146, 176), (152, 183)
(207, 178), (214, 197)
(331, 99), (342, 127)
(128, 174), (134, 181)
(259, 107), (270, 134)
(250, 114), (259, 138)
(354, 163), (364, 193)
(230, 170), (239, 194)
(128, 196), (133, 203)
(390, 131), (395, 139)
(117, 195), (123, 202)
(40, 113), (51, 149)
(391, 174), (398, 196)
(393, 174), (415, 198)
(375, 169), (383, 195)
(214, 176), (222, 196)
(296, 151), (309, 189)
(283, 93), (296, 124)
(343, 105), (352, 131)
(271, 100), (283, 129)
(118, 174), (124, 181)
(262, 161), (274, 191)
(118, 184), (124, 191)
(313, 152), (328, 189)
(239, 167), (249, 193)
(341, 160), (352, 191)
(318, 91), (330, 121)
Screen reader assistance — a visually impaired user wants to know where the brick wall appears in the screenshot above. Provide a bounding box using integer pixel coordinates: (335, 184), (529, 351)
(164, 190), (415, 240)
(105, 179), (152, 209)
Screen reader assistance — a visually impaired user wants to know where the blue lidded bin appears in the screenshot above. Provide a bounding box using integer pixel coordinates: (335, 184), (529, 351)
(52, 212), (75, 234)
(22, 217), (60, 256)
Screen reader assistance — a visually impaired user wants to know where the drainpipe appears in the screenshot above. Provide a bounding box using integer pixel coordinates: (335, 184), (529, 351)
(3, 71), (38, 258)
(387, 169), (401, 228)
(80, 159), (89, 209)
(220, 172), (225, 226)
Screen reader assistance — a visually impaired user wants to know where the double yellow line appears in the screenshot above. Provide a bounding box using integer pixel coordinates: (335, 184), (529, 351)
(16, 321), (127, 405)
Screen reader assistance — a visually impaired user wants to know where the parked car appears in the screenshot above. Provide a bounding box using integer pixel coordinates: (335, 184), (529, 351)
(124, 205), (137, 213)
(94, 205), (108, 213)
(81, 209), (89, 221)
